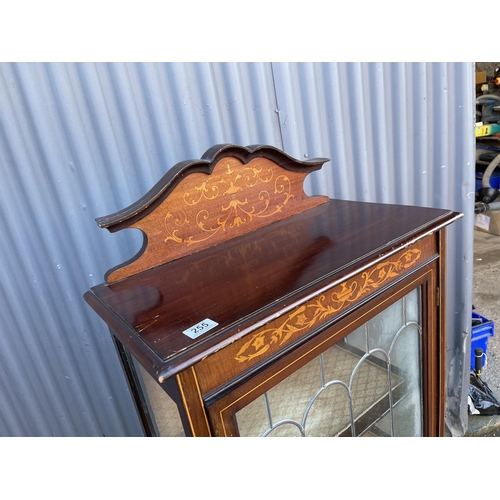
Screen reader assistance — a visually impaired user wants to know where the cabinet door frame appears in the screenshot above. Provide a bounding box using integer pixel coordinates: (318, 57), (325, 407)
(206, 262), (442, 437)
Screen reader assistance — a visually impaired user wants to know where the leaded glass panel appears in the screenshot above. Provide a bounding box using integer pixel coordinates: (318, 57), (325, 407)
(235, 287), (422, 437)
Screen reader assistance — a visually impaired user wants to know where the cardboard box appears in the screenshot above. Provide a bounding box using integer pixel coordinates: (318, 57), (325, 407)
(476, 71), (487, 85)
(475, 210), (500, 236)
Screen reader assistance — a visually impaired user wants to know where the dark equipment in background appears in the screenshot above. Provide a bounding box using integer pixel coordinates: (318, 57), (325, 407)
(469, 366), (500, 416)
(468, 312), (500, 415)
(475, 67), (500, 213)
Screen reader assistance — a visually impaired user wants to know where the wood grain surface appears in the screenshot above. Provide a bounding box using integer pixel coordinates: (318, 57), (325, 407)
(85, 199), (459, 383)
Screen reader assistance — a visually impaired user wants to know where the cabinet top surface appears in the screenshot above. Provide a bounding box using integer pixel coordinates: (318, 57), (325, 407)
(85, 198), (460, 378)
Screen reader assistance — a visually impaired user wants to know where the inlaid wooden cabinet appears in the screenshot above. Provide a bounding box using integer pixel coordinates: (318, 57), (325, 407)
(84, 144), (462, 437)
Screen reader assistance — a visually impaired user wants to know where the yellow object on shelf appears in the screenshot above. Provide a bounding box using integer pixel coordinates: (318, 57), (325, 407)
(476, 123), (500, 137)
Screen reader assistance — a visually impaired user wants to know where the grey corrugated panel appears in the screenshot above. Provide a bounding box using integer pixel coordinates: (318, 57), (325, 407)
(0, 62), (144, 436)
(0, 62), (281, 436)
(272, 61), (475, 435)
(0, 61), (474, 436)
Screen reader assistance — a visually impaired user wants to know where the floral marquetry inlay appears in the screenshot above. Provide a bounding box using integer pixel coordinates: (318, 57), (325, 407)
(104, 151), (328, 283)
(163, 160), (295, 247)
(233, 248), (422, 363)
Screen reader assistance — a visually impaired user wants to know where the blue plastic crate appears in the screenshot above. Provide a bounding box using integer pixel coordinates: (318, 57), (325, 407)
(471, 311), (495, 371)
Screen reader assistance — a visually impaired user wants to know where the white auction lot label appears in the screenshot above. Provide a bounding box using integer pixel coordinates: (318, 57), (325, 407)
(183, 318), (219, 339)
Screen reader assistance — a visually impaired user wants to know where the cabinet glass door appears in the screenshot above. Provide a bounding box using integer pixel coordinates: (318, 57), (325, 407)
(235, 287), (422, 437)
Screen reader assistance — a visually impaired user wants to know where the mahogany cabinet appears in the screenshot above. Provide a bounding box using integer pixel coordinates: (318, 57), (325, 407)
(84, 144), (462, 437)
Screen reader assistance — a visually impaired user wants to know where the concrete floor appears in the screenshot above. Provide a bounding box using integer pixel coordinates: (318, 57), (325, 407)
(465, 228), (500, 436)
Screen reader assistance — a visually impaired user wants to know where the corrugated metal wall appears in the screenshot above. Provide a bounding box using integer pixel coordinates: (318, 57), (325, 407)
(272, 62), (475, 436)
(0, 62), (474, 436)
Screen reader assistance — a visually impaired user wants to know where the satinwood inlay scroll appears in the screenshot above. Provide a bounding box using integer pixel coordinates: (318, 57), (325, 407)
(193, 242), (432, 396)
(97, 145), (329, 283)
(233, 248), (422, 363)
(164, 160), (294, 246)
